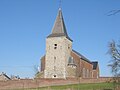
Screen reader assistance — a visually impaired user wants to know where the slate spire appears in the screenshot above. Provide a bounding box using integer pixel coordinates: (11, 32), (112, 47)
(47, 8), (72, 41)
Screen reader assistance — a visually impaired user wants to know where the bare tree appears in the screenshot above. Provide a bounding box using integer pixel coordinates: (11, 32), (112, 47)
(108, 40), (120, 89)
(33, 65), (40, 78)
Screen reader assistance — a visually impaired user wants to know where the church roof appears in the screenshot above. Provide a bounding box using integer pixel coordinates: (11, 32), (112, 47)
(72, 50), (92, 64)
(47, 8), (72, 41)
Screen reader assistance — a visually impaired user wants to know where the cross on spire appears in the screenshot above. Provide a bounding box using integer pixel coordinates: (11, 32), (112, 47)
(59, 0), (62, 9)
(47, 6), (73, 41)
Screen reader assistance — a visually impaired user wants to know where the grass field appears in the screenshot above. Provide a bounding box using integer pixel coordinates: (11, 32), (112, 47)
(39, 83), (114, 90)
(13, 83), (114, 90)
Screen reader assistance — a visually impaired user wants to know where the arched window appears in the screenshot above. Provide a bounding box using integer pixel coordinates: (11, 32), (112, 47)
(87, 69), (89, 78)
(83, 68), (86, 78)
(68, 57), (73, 64)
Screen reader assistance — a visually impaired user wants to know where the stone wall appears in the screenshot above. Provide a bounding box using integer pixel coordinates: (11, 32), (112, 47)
(45, 37), (72, 79)
(67, 66), (77, 77)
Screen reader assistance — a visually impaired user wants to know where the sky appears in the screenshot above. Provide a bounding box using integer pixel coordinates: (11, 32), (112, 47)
(0, 0), (120, 78)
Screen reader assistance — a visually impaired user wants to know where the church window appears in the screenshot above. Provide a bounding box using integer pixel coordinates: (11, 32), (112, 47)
(68, 44), (70, 49)
(87, 69), (89, 78)
(53, 75), (56, 78)
(54, 44), (57, 46)
(54, 44), (57, 49)
(60, 46), (62, 49)
(54, 56), (56, 59)
(54, 57), (56, 64)
(68, 57), (73, 64)
(54, 66), (56, 71)
(83, 68), (86, 78)
(92, 71), (93, 78)
(97, 72), (99, 78)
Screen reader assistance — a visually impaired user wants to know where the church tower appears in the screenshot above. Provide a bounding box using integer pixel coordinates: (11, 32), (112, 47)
(44, 8), (73, 79)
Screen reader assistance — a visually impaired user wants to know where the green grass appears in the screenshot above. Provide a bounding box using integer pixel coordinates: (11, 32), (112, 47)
(42, 83), (113, 90)
(14, 82), (114, 90)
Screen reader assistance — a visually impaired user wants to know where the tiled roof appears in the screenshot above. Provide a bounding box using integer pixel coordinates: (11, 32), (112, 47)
(0, 73), (11, 80)
(72, 50), (92, 64)
(47, 8), (72, 41)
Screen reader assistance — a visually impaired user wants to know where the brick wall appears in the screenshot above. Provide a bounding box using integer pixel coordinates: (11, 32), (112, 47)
(71, 51), (93, 78)
(0, 77), (113, 90)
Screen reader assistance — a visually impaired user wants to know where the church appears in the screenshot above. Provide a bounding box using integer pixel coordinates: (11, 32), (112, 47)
(40, 8), (99, 79)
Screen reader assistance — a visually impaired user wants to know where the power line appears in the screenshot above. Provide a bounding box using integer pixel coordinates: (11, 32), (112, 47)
(0, 66), (38, 68)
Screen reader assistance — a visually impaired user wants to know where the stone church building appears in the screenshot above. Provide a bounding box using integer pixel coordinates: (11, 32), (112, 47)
(40, 8), (99, 79)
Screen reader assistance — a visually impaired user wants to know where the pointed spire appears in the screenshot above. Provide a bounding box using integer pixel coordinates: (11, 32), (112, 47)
(51, 8), (68, 36)
(47, 9), (72, 41)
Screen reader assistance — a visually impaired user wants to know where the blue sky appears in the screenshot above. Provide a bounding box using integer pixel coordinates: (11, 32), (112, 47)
(0, 0), (120, 78)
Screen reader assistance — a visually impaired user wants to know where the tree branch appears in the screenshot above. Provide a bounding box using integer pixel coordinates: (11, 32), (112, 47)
(107, 10), (120, 16)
